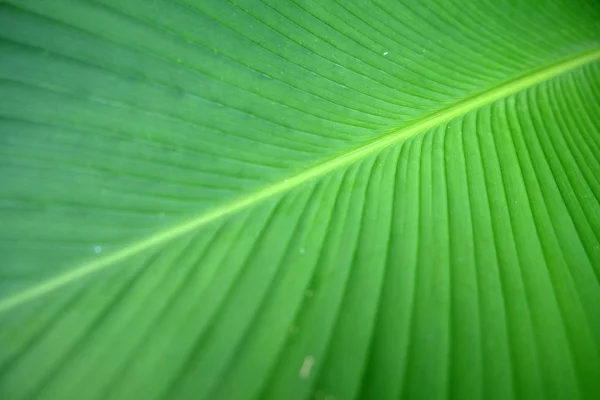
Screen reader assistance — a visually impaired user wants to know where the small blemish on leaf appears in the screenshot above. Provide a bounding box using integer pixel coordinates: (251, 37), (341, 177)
(94, 246), (102, 254)
(299, 355), (315, 379)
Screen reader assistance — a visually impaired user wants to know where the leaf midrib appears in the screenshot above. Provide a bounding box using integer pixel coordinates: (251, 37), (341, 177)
(2, 45), (600, 313)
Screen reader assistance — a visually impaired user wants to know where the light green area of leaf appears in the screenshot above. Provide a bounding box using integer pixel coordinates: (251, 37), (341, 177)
(1, 0), (600, 399)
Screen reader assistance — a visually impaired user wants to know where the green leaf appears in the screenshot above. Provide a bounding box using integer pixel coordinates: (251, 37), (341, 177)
(1, 0), (600, 399)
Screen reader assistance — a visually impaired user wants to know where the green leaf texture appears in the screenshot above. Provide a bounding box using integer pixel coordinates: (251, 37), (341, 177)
(1, 0), (600, 399)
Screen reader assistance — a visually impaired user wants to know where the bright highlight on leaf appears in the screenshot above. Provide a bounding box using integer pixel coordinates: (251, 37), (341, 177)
(1, 1), (600, 399)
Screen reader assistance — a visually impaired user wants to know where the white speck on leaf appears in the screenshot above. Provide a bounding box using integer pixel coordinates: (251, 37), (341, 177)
(299, 247), (306, 255)
(383, 51), (389, 56)
(299, 355), (315, 379)
(94, 246), (102, 254)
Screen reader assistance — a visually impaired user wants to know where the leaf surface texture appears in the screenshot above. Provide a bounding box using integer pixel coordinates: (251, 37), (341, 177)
(1, 0), (600, 399)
